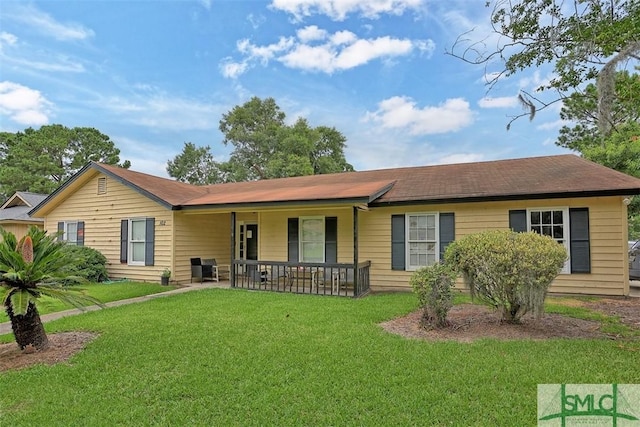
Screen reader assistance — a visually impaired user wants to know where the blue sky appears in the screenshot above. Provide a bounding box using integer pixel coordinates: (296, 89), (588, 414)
(0, 0), (572, 177)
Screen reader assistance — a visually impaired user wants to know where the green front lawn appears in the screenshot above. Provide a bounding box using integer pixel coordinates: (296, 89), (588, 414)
(1, 290), (639, 426)
(0, 281), (177, 323)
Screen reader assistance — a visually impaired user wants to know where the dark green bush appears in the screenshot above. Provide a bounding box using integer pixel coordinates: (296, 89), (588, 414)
(59, 245), (109, 284)
(410, 263), (457, 328)
(444, 229), (567, 323)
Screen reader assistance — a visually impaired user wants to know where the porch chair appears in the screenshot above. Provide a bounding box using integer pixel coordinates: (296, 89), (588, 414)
(203, 258), (230, 282)
(191, 258), (228, 283)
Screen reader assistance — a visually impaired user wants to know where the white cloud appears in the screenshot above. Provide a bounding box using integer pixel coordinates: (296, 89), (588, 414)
(270, 0), (424, 21)
(247, 13), (266, 29)
(115, 136), (172, 178)
(536, 119), (568, 131)
(518, 70), (553, 91)
(5, 55), (85, 73)
(8, 4), (94, 41)
(101, 91), (221, 131)
(365, 96), (475, 135)
(219, 59), (249, 79)
(436, 153), (484, 165)
(0, 28), (85, 73)
(0, 32), (18, 47)
(222, 28), (433, 77)
(478, 96), (518, 108)
(297, 25), (327, 42)
(0, 81), (52, 126)
(238, 36), (296, 64)
(199, 0), (212, 10)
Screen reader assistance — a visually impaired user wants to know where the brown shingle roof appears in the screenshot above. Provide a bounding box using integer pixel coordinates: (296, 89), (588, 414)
(185, 180), (395, 206)
(367, 154), (640, 204)
(96, 163), (209, 206)
(38, 155), (640, 213)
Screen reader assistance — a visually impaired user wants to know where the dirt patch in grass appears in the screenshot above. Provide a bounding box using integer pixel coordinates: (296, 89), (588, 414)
(381, 297), (640, 343)
(0, 332), (98, 372)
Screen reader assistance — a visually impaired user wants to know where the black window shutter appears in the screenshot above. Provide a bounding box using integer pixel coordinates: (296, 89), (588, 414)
(569, 208), (590, 273)
(120, 220), (128, 263)
(509, 210), (527, 232)
(57, 222), (64, 242)
(77, 221), (85, 246)
(145, 218), (155, 266)
(439, 213), (455, 261)
(288, 218), (299, 262)
(391, 214), (406, 270)
(325, 217), (337, 263)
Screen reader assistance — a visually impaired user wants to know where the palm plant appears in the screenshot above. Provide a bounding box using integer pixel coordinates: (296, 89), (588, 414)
(0, 226), (102, 350)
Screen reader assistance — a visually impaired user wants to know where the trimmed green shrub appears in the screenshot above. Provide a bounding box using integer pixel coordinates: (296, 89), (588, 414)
(60, 245), (109, 284)
(444, 230), (567, 324)
(410, 263), (457, 328)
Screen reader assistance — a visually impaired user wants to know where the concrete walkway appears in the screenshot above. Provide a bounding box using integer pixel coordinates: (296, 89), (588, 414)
(631, 280), (640, 298)
(0, 282), (230, 336)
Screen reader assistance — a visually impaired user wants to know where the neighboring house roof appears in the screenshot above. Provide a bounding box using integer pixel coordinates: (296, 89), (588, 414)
(0, 192), (48, 223)
(30, 154), (640, 216)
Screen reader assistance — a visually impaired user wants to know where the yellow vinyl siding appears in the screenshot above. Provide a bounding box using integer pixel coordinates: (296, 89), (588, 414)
(0, 223), (42, 242)
(43, 173), (171, 282)
(173, 211), (231, 283)
(259, 207), (354, 263)
(359, 196), (629, 296)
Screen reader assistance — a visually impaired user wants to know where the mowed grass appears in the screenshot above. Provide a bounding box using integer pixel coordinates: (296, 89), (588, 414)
(0, 281), (177, 323)
(1, 289), (639, 426)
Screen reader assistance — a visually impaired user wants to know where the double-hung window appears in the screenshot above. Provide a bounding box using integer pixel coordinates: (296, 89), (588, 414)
(391, 212), (455, 271)
(57, 221), (84, 246)
(65, 222), (78, 244)
(120, 218), (155, 266)
(129, 218), (147, 265)
(299, 216), (325, 263)
(528, 208), (570, 273)
(406, 213), (438, 270)
(510, 207), (590, 274)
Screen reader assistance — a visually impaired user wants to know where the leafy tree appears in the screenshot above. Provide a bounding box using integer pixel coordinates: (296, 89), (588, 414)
(555, 71), (640, 238)
(558, 70), (640, 150)
(0, 226), (102, 350)
(218, 97), (354, 182)
(219, 96), (286, 181)
(0, 125), (130, 200)
(580, 122), (640, 239)
(166, 142), (223, 185)
(168, 97), (354, 184)
(449, 0), (640, 130)
(444, 230), (567, 324)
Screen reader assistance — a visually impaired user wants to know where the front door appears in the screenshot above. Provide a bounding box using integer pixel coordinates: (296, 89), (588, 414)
(246, 224), (258, 261)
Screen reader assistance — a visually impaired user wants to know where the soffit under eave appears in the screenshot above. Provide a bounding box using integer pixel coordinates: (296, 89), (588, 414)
(178, 200), (367, 215)
(0, 219), (44, 224)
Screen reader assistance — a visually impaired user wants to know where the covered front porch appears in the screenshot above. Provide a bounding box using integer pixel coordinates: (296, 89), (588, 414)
(231, 260), (371, 297)
(175, 203), (372, 297)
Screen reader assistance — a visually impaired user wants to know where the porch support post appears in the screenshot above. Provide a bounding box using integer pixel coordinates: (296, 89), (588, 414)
(353, 206), (359, 295)
(230, 211), (236, 287)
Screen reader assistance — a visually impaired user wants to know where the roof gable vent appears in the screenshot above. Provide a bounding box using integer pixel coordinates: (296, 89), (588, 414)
(97, 177), (107, 195)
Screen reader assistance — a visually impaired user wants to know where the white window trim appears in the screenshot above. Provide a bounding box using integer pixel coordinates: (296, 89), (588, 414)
(62, 221), (79, 245)
(128, 218), (147, 266)
(405, 212), (439, 271)
(526, 207), (570, 274)
(299, 216), (325, 263)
